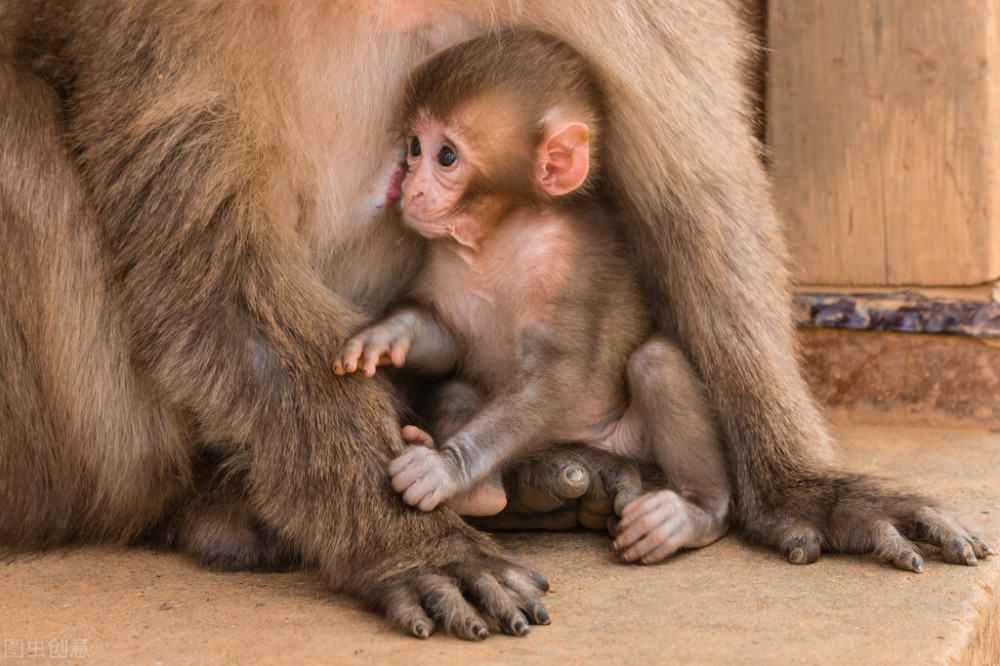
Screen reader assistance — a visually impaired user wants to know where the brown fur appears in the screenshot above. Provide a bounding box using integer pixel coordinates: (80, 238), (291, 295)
(0, 0), (990, 641)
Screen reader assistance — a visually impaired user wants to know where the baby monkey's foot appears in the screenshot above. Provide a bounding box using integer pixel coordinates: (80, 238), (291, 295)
(612, 489), (728, 564)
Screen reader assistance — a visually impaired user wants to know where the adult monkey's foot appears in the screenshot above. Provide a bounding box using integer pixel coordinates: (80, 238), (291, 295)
(740, 472), (993, 571)
(358, 525), (550, 640)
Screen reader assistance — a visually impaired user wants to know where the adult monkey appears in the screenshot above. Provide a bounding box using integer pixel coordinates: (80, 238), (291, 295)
(0, 0), (990, 642)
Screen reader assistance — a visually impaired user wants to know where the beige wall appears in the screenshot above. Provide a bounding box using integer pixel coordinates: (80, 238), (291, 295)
(767, 0), (1000, 287)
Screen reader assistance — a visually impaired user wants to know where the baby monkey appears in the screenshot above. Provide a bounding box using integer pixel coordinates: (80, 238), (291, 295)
(335, 31), (730, 563)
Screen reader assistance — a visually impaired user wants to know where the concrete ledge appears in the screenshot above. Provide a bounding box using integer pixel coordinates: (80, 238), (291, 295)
(2, 425), (998, 663)
(799, 328), (1000, 427)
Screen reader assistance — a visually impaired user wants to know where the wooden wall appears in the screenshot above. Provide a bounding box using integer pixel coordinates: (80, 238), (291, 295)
(766, 0), (1000, 287)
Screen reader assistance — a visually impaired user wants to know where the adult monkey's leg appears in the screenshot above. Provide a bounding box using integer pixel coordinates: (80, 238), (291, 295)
(515, 0), (991, 567)
(0, 60), (191, 548)
(0, 65), (289, 573)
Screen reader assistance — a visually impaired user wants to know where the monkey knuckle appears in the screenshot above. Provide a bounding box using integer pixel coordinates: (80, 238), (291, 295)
(646, 544), (677, 565)
(500, 569), (530, 593)
(646, 528), (668, 549)
(635, 514), (659, 532)
(414, 447), (435, 464)
(654, 488), (681, 505)
(618, 508), (642, 526)
(621, 529), (644, 548)
(420, 490), (447, 511)
(395, 447), (419, 464)
(620, 495), (649, 517)
(404, 448), (429, 465)
(403, 484), (427, 504)
(424, 470), (445, 490)
(432, 461), (453, 482)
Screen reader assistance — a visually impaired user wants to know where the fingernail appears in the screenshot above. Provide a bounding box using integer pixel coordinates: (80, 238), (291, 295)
(531, 572), (550, 591)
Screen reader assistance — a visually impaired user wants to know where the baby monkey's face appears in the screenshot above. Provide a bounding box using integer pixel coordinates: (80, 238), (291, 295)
(399, 107), (517, 249)
(399, 115), (472, 240)
(399, 102), (589, 249)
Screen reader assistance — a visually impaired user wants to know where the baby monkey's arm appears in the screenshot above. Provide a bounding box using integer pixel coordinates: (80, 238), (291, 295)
(390, 323), (583, 512)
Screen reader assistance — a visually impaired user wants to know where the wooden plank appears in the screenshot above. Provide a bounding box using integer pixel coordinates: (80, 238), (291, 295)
(879, 1), (1000, 284)
(767, 1), (889, 284)
(767, 0), (1000, 286)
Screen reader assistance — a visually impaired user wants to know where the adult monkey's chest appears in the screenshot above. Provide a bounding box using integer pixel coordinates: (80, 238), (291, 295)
(299, 10), (486, 234)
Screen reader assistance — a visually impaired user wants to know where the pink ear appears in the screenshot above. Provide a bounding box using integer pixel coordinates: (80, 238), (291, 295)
(538, 122), (590, 196)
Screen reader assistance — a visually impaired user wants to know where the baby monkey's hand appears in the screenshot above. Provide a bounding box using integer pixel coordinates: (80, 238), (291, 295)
(333, 323), (413, 377)
(389, 439), (462, 511)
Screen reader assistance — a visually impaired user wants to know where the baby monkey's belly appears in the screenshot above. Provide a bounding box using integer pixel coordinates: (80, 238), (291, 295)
(558, 401), (647, 462)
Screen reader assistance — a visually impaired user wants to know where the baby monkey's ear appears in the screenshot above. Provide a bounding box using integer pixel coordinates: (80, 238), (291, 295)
(537, 121), (590, 196)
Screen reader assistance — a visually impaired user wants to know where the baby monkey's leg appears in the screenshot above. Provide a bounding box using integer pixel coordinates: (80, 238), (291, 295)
(613, 336), (731, 564)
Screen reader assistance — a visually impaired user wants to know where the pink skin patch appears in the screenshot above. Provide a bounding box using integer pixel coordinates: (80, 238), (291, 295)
(382, 161), (408, 207)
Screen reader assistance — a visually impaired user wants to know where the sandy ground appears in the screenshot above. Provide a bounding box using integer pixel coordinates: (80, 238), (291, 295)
(2, 424), (998, 664)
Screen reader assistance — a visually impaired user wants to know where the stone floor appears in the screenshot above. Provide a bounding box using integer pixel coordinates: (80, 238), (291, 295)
(2, 423), (998, 664)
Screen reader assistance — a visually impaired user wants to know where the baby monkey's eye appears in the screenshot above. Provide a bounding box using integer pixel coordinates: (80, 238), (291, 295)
(409, 136), (421, 157)
(437, 145), (457, 167)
